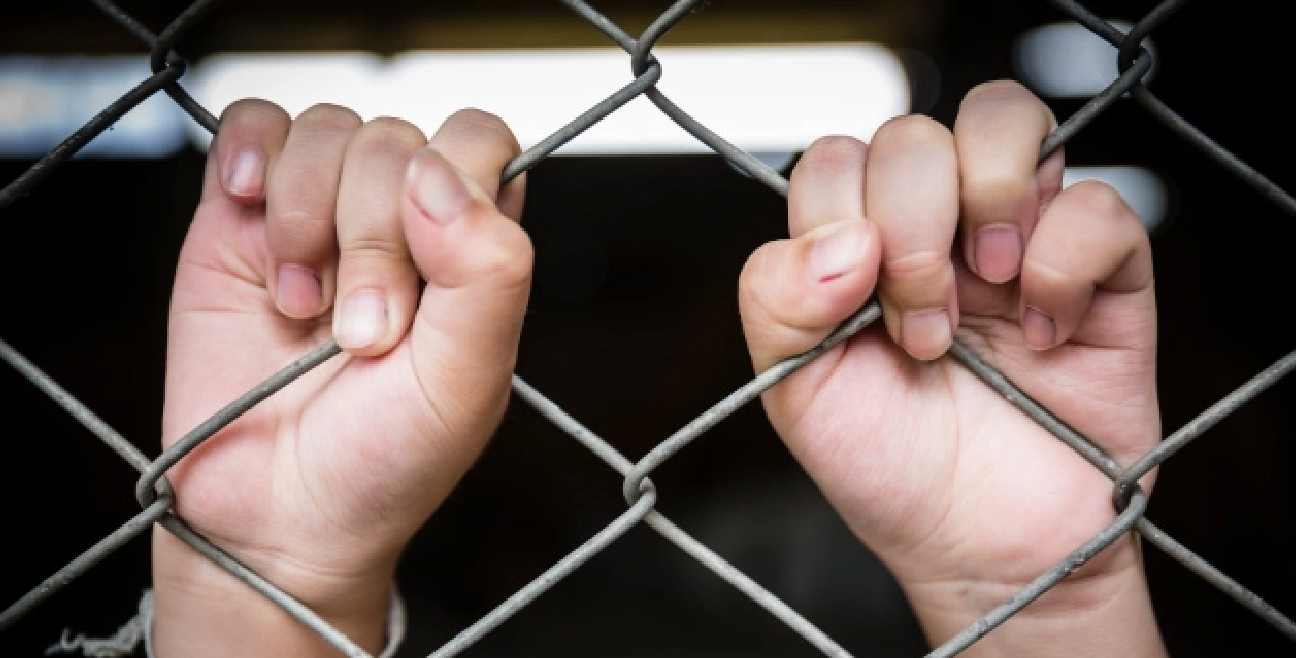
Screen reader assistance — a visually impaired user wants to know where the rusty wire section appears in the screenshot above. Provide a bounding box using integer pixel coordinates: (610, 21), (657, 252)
(2, 0), (1295, 655)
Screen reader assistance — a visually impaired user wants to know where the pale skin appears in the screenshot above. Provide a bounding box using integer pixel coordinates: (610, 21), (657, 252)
(154, 81), (1166, 656)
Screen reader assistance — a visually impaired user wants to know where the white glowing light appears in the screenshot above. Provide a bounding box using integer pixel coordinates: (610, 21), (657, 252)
(2, 46), (909, 159)
(1064, 166), (1169, 232)
(1014, 22), (1154, 99)
(184, 53), (386, 126)
(185, 45), (910, 154)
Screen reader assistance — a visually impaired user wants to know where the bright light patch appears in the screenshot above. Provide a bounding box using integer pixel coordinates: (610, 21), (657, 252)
(187, 45), (910, 154)
(0, 56), (190, 158)
(187, 52), (386, 126)
(1014, 22), (1154, 98)
(2, 46), (908, 159)
(1064, 166), (1169, 232)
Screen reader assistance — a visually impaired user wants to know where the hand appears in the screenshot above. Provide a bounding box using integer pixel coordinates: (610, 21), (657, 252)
(739, 81), (1165, 656)
(152, 101), (532, 656)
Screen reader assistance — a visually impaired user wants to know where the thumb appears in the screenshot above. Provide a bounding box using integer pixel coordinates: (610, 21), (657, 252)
(402, 147), (533, 441)
(739, 218), (881, 374)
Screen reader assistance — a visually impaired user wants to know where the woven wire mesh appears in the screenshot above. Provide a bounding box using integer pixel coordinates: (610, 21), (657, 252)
(2, 0), (1295, 655)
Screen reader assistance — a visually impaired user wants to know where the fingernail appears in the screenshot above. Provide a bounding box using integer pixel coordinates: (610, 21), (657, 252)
(227, 149), (265, 197)
(903, 309), (952, 358)
(973, 224), (1023, 283)
(1023, 305), (1056, 349)
(336, 288), (388, 350)
(277, 264), (322, 317)
(809, 222), (866, 282)
(409, 151), (471, 225)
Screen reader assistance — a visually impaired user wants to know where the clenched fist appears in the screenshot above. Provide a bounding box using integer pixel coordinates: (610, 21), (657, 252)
(153, 101), (531, 656)
(738, 81), (1165, 656)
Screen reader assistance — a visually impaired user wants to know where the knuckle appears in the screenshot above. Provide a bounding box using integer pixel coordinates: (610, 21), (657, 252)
(273, 207), (330, 234)
(296, 103), (362, 133)
(1021, 256), (1074, 292)
(222, 98), (290, 124)
(480, 224), (534, 286)
(738, 243), (776, 298)
(875, 114), (950, 149)
(963, 166), (1030, 211)
(738, 243), (792, 325)
(267, 210), (335, 259)
(804, 135), (867, 164)
(343, 234), (408, 262)
(358, 117), (427, 152)
(444, 108), (522, 155)
(798, 136), (867, 175)
(957, 80), (1055, 133)
(883, 248), (949, 281)
(1068, 179), (1133, 222)
(962, 79), (1031, 107)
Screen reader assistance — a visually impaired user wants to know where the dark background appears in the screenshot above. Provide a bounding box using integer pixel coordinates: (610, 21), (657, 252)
(2, 0), (1294, 655)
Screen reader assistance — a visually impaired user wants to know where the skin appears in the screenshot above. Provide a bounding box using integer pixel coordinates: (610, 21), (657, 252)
(154, 102), (532, 656)
(154, 81), (1166, 656)
(738, 81), (1164, 655)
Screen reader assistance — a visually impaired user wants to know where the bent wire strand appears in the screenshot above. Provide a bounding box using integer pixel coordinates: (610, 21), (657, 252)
(0, 339), (174, 632)
(949, 341), (1296, 640)
(158, 514), (372, 657)
(558, 0), (791, 193)
(110, 14), (680, 650)
(428, 487), (658, 658)
(0, 498), (172, 634)
(135, 23), (673, 504)
(620, 302), (882, 504)
(0, 340), (370, 656)
(512, 376), (854, 658)
(1048, 0), (1296, 637)
(1120, 348), (1296, 488)
(1052, 0), (1296, 216)
(927, 491), (1150, 658)
(561, 0), (1296, 645)
(0, 64), (184, 209)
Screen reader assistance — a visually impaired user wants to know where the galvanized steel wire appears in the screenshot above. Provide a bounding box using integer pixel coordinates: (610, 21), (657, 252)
(3, 0), (1296, 655)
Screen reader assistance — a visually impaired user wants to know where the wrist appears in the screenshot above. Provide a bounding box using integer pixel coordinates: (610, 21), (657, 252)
(898, 542), (1166, 657)
(151, 527), (395, 657)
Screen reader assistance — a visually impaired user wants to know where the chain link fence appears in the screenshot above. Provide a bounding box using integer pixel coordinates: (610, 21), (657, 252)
(2, 0), (1294, 655)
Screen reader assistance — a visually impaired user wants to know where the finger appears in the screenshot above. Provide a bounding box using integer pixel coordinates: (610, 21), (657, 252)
(953, 80), (1059, 284)
(739, 219), (881, 374)
(332, 117), (428, 354)
(425, 108), (526, 222)
(264, 103), (363, 319)
(788, 136), (868, 238)
(864, 115), (960, 361)
(1019, 180), (1153, 349)
(402, 140), (533, 446)
(203, 99), (291, 205)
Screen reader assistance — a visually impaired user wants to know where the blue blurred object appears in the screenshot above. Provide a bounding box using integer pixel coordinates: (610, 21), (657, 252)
(0, 56), (189, 159)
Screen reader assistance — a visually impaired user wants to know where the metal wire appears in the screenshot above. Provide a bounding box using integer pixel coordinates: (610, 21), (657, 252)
(511, 376), (853, 657)
(928, 491), (1151, 658)
(0, 340), (174, 632)
(158, 513), (373, 657)
(429, 486), (659, 658)
(2, 0), (1295, 656)
(0, 63), (185, 209)
(134, 340), (343, 508)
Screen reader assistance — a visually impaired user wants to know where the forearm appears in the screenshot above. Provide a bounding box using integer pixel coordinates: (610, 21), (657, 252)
(151, 528), (393, 657)
(901, 556), (1166, 657)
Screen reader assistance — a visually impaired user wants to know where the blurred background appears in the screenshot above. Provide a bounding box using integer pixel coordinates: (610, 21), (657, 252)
(2, 0), (1294, 655)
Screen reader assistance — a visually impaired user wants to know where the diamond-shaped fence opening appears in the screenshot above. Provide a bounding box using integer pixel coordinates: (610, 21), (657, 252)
(2, 0), (1295, 656)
